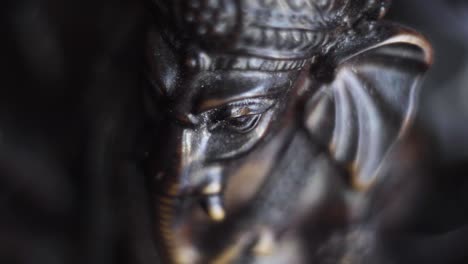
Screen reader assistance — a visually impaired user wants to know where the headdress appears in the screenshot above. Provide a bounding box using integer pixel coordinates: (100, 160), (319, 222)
(152, 0), (389, 71)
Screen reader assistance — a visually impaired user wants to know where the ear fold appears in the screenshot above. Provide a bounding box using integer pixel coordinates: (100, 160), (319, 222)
(305, 23), (432, 190)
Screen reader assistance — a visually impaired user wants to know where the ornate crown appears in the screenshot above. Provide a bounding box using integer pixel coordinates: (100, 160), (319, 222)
(152, 0), (388, 71)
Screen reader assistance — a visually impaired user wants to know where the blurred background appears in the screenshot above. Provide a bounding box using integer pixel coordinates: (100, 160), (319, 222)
(0, 0), (467, 263)
(390, 0), (468, 161)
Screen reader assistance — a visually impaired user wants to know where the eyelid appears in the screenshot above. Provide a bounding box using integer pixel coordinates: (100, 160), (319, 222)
(204, 98), (275, 119)
(228, 99), (275, 118)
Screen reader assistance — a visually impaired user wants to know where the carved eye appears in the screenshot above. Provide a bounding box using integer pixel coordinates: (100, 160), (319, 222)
(204, 98), (274, 132)
(225, 114), (262, 133)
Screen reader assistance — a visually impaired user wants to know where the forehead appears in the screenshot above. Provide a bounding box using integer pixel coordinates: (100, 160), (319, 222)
(155, 63), (299, 113)
(165, 70), (300, 113)
(147, 30), (302, 113)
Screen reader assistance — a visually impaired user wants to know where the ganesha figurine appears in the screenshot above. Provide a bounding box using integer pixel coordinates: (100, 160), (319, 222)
(143, 0), (432, 263)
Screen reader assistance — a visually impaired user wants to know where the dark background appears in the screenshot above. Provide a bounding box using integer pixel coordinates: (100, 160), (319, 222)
(0, 1), (467, 263)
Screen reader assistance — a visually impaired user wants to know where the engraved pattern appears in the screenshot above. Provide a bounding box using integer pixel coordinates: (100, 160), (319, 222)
(186, 53), (311, 71)
(152, 0), (362, 60)
(244, 0), (348, 29)
(182, 0), (239, 37)
(235, 0), (347, 59)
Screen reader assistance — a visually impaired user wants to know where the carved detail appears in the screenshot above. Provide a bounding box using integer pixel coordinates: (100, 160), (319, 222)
(146, 1), (432, 263)
(185, 53), (311, 71)
(152, 0), (362, 60)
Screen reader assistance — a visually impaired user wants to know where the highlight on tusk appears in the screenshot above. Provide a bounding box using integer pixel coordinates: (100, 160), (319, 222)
(252, 227), (276, 256)
(201, 195), (226, 222)
(202, 179), (222, 195)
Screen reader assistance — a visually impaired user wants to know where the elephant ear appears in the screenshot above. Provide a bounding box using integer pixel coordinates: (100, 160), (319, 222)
(305, 23), (432, 190)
